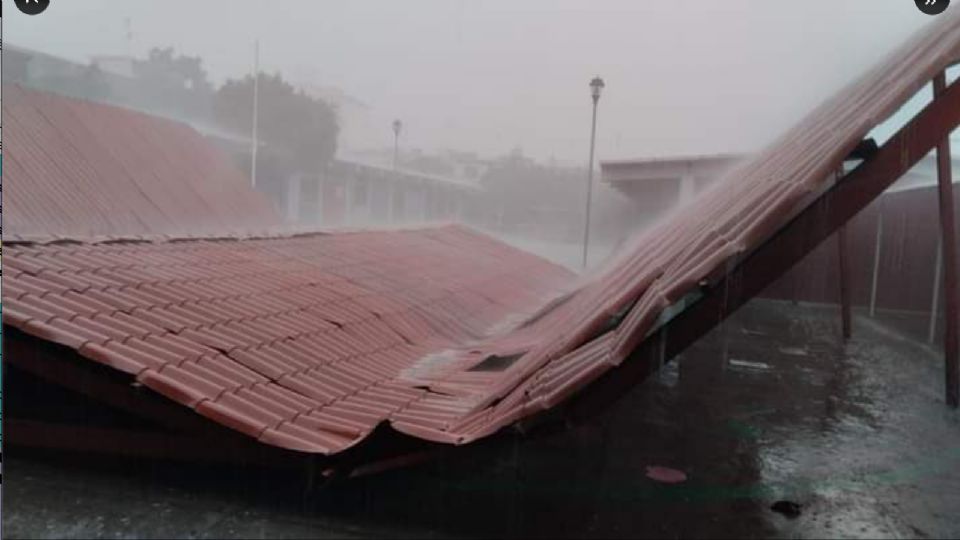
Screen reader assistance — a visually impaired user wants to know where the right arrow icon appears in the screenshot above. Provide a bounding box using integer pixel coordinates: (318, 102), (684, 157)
(917, 0), (950, 14)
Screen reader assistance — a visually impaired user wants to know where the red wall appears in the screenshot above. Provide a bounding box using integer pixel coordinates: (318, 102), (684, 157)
(761, 185), (959, 313)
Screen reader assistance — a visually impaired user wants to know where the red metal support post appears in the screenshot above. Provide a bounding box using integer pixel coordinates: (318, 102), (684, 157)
(837, 166), (853, 340)
(933, 72), (959, 408)
(838, 226), (852, 340)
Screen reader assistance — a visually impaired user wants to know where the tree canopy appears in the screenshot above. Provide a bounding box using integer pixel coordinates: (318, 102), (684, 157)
(136, 47), (213, 94)
(213, 73), (339, 173)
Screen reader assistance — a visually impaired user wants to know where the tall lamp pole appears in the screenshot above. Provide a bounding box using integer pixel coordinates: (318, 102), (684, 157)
(390, 119), (402, 223)
(581, 76), (605, 269)
(392, 119), (402, 169)
(250, 39), (260, 188)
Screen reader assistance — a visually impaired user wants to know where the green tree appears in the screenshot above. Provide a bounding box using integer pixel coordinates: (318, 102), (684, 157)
(76, 63), (110, 101)
(136, 47), (212, 93)
(213, 73), (339, 173)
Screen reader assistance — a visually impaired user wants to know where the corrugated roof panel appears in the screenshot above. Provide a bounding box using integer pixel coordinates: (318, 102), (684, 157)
(5, 13), (960, 458)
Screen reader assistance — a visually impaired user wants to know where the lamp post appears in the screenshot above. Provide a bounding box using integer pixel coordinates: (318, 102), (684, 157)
(392, 119), (402, 169)
(390, 119), (402, 223)
(250, 39), (260, 188)
(581, 76), (605, 269)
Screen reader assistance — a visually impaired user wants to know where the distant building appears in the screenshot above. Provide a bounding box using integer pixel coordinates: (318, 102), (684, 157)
(601, 153), (741, 223)
(603, 148), (959, 333)
(6, 44), (214, 125)
(341, 147), (489, 188)
(90, 55), (136, 78)
(602, 151), (956, 219)
(4, 44), (112, 102)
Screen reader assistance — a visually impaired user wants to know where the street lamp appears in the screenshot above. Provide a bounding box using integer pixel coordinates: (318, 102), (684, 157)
(390, 119), (402, 223)
(582, 76), (605, 269)
(392, 119), (403, 169)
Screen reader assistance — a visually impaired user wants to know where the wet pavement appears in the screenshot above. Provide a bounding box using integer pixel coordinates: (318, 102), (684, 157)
(4, 299), (960, 538)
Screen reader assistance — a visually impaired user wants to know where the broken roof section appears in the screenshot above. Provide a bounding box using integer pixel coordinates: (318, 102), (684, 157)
(4, 12), (960, 456)
(4, 227), (572, 454)
(414, 13), (960, 443)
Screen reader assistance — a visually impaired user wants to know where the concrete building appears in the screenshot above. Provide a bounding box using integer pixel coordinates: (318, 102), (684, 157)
(600, 153), (741, 224)
(284, 158), (482, 228)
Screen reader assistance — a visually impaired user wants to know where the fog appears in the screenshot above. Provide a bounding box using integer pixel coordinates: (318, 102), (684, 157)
(8, 0), (930, 163)
(7, 0), (948, 273)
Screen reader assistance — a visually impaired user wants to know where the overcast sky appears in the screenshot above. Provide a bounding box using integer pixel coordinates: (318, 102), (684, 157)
(6, 0), (937, 163)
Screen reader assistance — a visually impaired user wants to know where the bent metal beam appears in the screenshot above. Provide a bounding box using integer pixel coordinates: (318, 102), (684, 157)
(548, 73), (960, 428)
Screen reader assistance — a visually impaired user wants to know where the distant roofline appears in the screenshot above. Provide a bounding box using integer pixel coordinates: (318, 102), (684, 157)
(600, 152), (744, 169)
(602, 143), (960, 171)
(4, 42), (83, 63)
(331, 158), (481, 191)
(91, 54), (136, 61)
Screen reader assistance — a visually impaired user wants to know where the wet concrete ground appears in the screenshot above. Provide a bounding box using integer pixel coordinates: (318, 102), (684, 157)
(4, 299), (960, 538)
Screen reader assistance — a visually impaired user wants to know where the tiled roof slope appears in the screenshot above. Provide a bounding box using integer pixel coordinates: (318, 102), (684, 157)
(4, 226), (574, 453)
(0, 83), (578, 454)
(5, 13), (960, 456)
(3, 84), (279, 240)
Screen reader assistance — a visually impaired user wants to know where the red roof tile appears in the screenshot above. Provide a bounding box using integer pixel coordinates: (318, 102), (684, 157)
(4, 225), (572, 454)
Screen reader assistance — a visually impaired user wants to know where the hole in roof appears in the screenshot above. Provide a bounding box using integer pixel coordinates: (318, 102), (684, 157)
(468, 353), (524, 372)
(865, 79), (935, 148)
(412, 385), (456, 397)
(517, 290), (576, 329)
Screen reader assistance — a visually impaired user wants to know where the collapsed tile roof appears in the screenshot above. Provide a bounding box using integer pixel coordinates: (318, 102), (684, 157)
(4, 12), (960, 455)
(4, 227), (572, 453)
